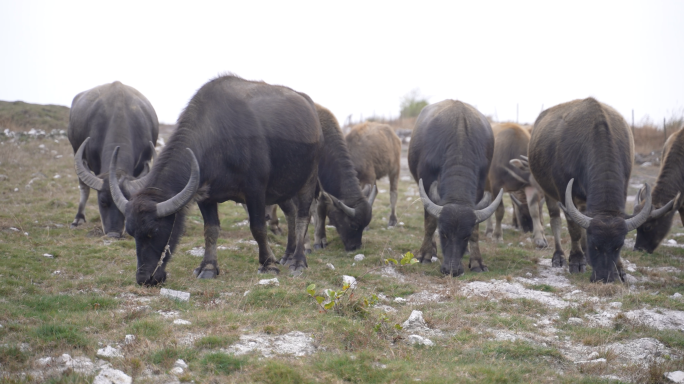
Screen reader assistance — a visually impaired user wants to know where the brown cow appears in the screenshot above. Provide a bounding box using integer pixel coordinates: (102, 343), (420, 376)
(346, 122), (402, 226)
(485, 123), (547, 248)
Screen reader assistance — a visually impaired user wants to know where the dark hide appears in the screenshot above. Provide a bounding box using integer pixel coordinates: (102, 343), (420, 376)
(634, 127), (684, 252)
(408, 100), (497, 276)
(119, 75), (321, 285)
(67, 81), (158, 237)
(346, 122), (402, 227)
(314, 104), (372, 251)
(529, 98), (638, 282)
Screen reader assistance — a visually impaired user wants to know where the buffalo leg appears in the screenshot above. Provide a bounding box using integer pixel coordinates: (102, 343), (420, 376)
(266, 205), (283, 235)
(485, 215), (494, 238)
(194, 202), (221, 279)
(70, 179), (90, 228)
(525, 186), (548, 248)
(288, 175), (317, 275)
(566, 219), (587, 273)
(388, 173), (399, 227)
(546, 195), (566, 267)
(277, 199), (297, 266)
(245, 196), (279, 274)
(468, 223), (487, 272)
(313, 195), (328, 250)
(492, 199), (505, 243)
(418, 210), (438, 263)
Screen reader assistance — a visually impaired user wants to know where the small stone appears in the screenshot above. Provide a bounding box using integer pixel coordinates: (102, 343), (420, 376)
(170, 367), (184, 375)
(525, 272), (532, 277)
(665, 371), (684, 383)
(407, 334), (434, 346)
(326, 263), (335, 270)
(258, 278), (279, 286)
(431, 256), (438, 263)
(37, 357), (53, 366)
(672, 293), (682, 299)
(402, 310), (428, 331)
(399, 222), (405, 226)
(19, 343), (30, 352)
(668, 239), (678, 245)
(641, 162), (652, 167)
(93, 367), (132, 384)
(124, 335), (136, 345)
(587, 351), (599, 360)
(13, 188), (18, 192)
(53, 174), (61, 179)
(354, 254), (365, 261)
(609, 302), (622, 308)
(394, 297), (407, 303)
(343, 275), (357, 289)
(568, 317), (583, 325)
(9, 227), (18, 231)
(52, 270), (61, 274)
(96, 345), (123, 358)
(173, 319), (191, 325)
(174, 359), (188, 369)
(243, 290), (250, 296)
(43, 253), (53, 258)
(623, 274), (638, 284)
(160, 288), (190, 302)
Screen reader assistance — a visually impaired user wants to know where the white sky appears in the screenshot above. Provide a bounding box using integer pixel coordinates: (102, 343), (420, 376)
(1, 1), (682, 126)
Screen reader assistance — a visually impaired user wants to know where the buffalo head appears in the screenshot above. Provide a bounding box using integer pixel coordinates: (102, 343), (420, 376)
(110, 146), (200, 286)
(323, 184), (377, 251)
(419, 179), (503, 276)
(633, 187), (682, 253)
(74, 137), (154, 238)
(559, 179), (666, 282)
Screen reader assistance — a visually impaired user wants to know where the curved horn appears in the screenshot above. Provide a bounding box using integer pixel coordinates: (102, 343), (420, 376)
(649, 193), (679, 220)
(626, 183), (652, 231)
(520, 155), (528, 161)
(474, 188), (504, 224)
(510, 193), (523, 207)
(155, 148), (201, 218)
(563, 179), (592, 229)
(633, 186), (643, 211)
(419, 179), (443, 218)
(367, 184), (378, 207)
(475, 191), (492, 210)
(325, 192), (356, 218)
(74, 137), (104, 191)
(109, 146), (129, 213)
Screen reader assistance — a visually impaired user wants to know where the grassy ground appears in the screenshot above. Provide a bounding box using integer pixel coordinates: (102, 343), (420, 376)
(1, 135), (683, 383)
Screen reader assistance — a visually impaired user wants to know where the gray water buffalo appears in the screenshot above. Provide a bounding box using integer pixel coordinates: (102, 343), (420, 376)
(68, 81), (158, 238)
(109, 75), (321, 285)
(485, 123), (547, 248)
(313, 104), (376, 252)
(408, 100), (503, 276)
(346, 122), (401, 227)
(528, 98), (674, 282)
(633, 127), (684, 253)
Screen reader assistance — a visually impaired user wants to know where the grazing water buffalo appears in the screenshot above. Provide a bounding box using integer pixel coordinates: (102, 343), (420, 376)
(408, 100), (503, 276)
(110, 75), (321, 285)
(633, 127), (684, 253)
(528, 98), (673, 282)
(346, 122), (401, 227)
(485, 123), (547, 248)
(68, 81), (158, 238)
(313, 104), (377, 252)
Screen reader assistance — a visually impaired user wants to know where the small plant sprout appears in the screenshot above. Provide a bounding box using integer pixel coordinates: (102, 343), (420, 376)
(385, 251), (419, 266)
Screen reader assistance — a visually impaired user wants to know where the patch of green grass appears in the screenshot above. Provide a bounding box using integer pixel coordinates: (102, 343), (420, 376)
(243, 287), (308, 309)
(34, 324), (88, 348)
(19, 295), (118, 319)
(194, 335), (238, 349)
(200, 352), (248, 375)
(481, 340), (562, 361)
(127, 320), (164, 339)
(252, 360), (309, 384)
(44, 373), (93, 384)
(530, 284), (555, 293)
(314, 353), (396, 383)
(148, 347), (197, 369)
(0, 345), (29, 366)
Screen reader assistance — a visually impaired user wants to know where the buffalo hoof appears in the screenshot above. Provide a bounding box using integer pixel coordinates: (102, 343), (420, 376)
(106, 232), (122, 239)
(304, 248), (312, 255)
(193, 263), (219, 279)
(70, 217), (86, 228)
(552, 251), (566, 268)
(388, 216), (398, 227)
(418, 255), (433, 263)
(470, 265), (488, 273)
(278, 255), (294, 266)
(494, 235), (503, 244)
(535, 237), (549, 249)
(313, 242), (326, 250)
(258, 263), (280, 275)
(568, 263), (586, 274)
(269, 226), (283, 236)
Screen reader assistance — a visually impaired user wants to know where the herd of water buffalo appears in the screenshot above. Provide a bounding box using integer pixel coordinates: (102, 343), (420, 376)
(66, 75), (684, 286)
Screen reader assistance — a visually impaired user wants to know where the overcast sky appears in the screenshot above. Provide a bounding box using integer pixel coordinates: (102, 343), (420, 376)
(1, 1), (682, 127)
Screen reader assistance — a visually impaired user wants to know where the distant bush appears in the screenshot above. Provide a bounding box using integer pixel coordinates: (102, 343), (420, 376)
(400, 89), (428, 118)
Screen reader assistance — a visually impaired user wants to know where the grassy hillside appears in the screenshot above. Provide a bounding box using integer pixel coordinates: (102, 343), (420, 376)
(0, 100), (70, 132)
